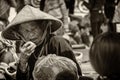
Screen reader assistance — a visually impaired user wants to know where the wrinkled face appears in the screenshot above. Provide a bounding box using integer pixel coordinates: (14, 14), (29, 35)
(18, 21), (44, 44)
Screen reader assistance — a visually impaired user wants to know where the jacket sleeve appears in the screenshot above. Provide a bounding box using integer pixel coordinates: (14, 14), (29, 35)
(49, 36), (82, 76)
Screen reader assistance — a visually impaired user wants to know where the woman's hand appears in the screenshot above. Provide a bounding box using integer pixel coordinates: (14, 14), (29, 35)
(19, 41), (36, 72)
(20, 41), (36, 58)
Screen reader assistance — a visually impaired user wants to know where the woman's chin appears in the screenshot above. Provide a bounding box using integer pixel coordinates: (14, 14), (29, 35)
(30, 39), (42, 46)
(31, 41), (39, 46)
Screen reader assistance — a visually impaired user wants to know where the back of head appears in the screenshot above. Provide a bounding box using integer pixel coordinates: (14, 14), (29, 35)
(90, 32), (120, 79)
(56, 70), (78, 80)
(33, 54), (79, 80)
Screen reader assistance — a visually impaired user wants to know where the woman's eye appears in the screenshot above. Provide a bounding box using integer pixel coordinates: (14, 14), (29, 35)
(25, 29), (30, 32)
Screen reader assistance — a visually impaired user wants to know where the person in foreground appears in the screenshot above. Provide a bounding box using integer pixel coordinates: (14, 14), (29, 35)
(33, 54), (79, 80)
(90, 32), (120, 80)
(2, 5), (82, 80)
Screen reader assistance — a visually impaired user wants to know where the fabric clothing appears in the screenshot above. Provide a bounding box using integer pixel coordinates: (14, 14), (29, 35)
(104, 0), (119, 20)
(104, 0), (119, 32)
(83, 0), (105, 38)
(42, 0), (69, 35)
(0, 32), (17, 80)
(0, 32), (17, 63)
(16, 35), (82, 80)
(0, 0), (10, 26)
(113, 1), (120, 23)
(83, 0), (105, 11)
(43, 0), (69, 29)
(64, 0), (75, 14)
(44, 0), (63, 19)
(15, 0), (40, 12)
(0, 0), (10, 19)
(90, 11), (104, 37)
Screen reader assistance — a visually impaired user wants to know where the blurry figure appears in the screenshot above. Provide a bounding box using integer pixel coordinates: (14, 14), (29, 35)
(90, 32), (120, 80)
(33, 54), (79, 80)
(113, 0), (120, 32)
(68, 20), (82, 45)
(40, 0), (69, 35)
(78, 14), (91, 47)
(0, 0), (10, 30)
(0, 0), (17, 30)
(15, 0), (40, 12)
(64, 0), (75, 15)
(79, 26), (90, 47)
(63, 17), (91, 47)
(15, 0), (24, 12)
(0, 0), (18, 77)
(104, 0), (119, 32)
(2, 5), (82, 80)
(0, 32), (17, 80)
(83, 0), (105, 38)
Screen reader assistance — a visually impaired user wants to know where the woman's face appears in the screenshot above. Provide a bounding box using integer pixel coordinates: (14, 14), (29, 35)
(18, 21), (44, 44)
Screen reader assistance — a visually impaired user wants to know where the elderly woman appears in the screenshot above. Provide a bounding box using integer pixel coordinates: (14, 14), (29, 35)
(2, 5), (82, 80)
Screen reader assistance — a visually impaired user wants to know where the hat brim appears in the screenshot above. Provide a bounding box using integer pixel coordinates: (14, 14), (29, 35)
(2, 5), (63, 40)
(2, 19), (62, 40)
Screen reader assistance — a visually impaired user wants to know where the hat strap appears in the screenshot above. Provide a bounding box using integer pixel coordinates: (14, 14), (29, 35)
(37, 21), (51, 46)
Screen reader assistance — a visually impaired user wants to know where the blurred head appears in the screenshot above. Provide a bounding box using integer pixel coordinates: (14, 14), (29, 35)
(69, 20), (79, 34)
(90, 32), (120, 79)
(33, 54), (79, 80)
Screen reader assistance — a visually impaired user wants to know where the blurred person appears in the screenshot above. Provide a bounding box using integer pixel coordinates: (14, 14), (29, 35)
(0, 0), (11, 30)
(0, 1), (17, 79)
(0, 3), (18, 78)
(40, 0), (69, 35)
(33, 54), (79, 80)
(64, 0), (75, 14)
(104, 0), (119, 32)
(2, 5), (82, 80)
(0, 30), (17, 80)
(78, 14), (91, 46)
(15, 0), (40, 12)
(83, 0), (105, 38)
(0, 33), (17, 80)
(67, 20), (82, 45)
(90, 32), (120, 80)
(113, 0), (120, 32)
(33, 54), (93, 80)
(0, 0), (17, 28)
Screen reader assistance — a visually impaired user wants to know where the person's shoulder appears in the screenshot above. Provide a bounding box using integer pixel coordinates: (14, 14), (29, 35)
(50, 35), (65, 42)
(49, 34), (71, 46)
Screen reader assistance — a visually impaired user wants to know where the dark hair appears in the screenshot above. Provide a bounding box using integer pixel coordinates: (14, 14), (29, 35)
(55, 70), (78, 80)
(90, 32), (120, 79)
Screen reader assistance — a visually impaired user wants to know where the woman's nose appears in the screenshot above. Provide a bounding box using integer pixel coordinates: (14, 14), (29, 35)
(29, 33), (35, 38)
